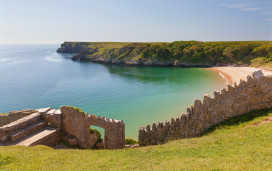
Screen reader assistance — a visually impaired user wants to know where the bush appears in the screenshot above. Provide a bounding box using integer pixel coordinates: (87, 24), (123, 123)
(90, 128), (102, 141)
(125, 138), (138, 145)
(90, 127), (103, 149)
(90, 127), (95, 134)
(250, 57), (269, 67)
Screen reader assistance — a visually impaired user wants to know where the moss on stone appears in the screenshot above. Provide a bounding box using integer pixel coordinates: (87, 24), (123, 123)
(65, 105), (85, 115)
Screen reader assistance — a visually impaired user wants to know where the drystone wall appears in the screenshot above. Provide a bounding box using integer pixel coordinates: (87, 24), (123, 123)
(0, 110), (36, 127)
(60, 106), (125, 149)
(138, 70), (272, 146)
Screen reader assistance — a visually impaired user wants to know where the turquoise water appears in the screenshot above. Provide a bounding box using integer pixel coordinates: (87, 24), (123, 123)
(0, 45), (226, 139)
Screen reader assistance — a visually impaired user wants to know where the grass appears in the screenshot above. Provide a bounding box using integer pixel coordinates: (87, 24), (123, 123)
(1, 109), (272, 170)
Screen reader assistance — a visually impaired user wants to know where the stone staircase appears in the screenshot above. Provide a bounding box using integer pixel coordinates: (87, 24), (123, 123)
(0, 109), (61, 146)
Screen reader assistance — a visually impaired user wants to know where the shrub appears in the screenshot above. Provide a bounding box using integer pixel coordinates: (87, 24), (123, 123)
(90, 127), (104, 149)
(125, 138), (138, 145)
(250, 57), (269, 67)
(90, 127), (95, 134)
(90, 128), (103, 143)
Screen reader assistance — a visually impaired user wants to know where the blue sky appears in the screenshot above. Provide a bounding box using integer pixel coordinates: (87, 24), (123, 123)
(0, 0), (271, 44)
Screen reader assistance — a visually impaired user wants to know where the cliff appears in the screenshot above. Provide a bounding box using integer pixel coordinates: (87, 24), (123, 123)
(57, 41), (272, 67)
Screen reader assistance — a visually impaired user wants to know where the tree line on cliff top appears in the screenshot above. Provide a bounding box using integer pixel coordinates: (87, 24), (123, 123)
(60, 41), (272, 67)
(123, 41), (272, 66)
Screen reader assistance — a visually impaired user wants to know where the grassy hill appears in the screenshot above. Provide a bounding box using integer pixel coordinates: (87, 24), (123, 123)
(57, 41), (272, 69)
(1, 109), (272, 170)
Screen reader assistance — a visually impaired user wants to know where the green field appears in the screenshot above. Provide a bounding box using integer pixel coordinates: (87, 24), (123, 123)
(1, 109), (272, 170)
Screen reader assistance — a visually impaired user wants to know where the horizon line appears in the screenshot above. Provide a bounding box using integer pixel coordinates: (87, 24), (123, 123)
(1, 40), (272, 45)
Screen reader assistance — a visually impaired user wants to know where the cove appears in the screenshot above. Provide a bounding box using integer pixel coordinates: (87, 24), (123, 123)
(0, 45), (226, 139)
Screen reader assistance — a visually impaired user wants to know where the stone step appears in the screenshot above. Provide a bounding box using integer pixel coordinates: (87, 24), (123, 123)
(13, 127), (61, 146)
(9, 121), (47, 143)
(0, 113), (42, 133)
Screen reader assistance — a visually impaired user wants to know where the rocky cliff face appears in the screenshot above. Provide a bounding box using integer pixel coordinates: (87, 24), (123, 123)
(57, 42), (90, 53)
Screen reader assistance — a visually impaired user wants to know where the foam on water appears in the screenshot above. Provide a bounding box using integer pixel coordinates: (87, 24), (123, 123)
(0, 50), (41, 54)
(0, 58), (11, 63)
(0, 58), (28, 65)
(218, 72), (229, 85)
(44, 55), (62, 62)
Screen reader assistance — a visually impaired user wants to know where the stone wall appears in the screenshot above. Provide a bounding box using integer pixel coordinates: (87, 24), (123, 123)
(138, 70), (272, 146)
(0, 106), (125, 149)
(0, 110), (36, 127)
(39, 108), (62, 128)
(60, 106), (125, 149)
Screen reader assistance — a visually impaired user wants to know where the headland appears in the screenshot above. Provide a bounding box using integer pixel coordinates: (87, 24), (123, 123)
(57, 41), (272, 68)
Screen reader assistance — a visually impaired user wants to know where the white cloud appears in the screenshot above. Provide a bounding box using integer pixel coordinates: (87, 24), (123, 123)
(220, 2), (271, 21)
(220, 3), (252, 9)
(220, 3), (262, 12)
(262, 11), (272, 15)
(240, 8), (262, 11)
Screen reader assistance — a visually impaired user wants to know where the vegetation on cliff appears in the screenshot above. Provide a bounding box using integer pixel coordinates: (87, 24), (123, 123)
(57, 41), (272, 68)
(1, 109), (272, 170)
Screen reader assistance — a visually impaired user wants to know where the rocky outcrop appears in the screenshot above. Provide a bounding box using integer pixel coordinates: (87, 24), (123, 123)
(71, 48), (99, 61)
(138, 70), (272, 146)
(56, 42), (90, 53)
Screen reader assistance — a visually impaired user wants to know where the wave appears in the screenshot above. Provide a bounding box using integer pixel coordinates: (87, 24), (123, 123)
(0, 50), (41, 54)
(218, 72), (229, 85)
(0, 58), (12, 63)
(44, 56), (62, 62)
(0, 58), (28, 65)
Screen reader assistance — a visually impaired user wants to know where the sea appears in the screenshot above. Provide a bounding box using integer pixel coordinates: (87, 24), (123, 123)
(0, 45), (226, 139)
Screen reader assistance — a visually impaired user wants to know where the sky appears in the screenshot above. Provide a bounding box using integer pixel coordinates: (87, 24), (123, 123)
(0, 0), (271, 44)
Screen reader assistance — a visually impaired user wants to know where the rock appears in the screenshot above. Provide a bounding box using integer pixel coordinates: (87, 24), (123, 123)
(63, 134), (78, 146)
(252, 70), (264, 79)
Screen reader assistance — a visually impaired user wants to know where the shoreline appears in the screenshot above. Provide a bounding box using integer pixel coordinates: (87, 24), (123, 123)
(208, 67), (272, 85)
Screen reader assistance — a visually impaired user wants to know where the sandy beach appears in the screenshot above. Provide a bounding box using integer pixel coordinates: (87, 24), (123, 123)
(209, 67), (272, 85)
